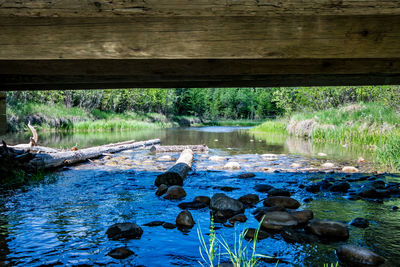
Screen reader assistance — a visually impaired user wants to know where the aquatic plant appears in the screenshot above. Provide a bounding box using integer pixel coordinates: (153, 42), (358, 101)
(198, 217), (273, 267)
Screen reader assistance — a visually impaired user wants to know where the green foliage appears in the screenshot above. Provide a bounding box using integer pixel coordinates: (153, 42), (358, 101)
(198, 217), (273, 267)
(251, 120), (287, 135)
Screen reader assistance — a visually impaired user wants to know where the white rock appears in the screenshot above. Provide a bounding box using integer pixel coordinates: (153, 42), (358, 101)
(290, 163), (302, 168)
(209, 156), (226, 161)
(157, 155), (175, 161)
(250, 139), (254, 142)
(261, 154), (278, 160)
(214, 139), (219, 142)
(322, 162), (335, 168)
(342, 166), (359, 173)
(318, 152), (327, 157)
(224, 162), (241, 170)
(357, 157), (366, 163)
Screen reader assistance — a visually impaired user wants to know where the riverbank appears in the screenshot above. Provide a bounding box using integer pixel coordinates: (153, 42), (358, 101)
(7, 102), (261, 133)
(251, 102), (400, 171)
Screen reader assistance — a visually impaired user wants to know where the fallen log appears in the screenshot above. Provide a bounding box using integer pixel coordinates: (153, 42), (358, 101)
(155, 149), (194, 187)
(1, 139), (160, 172)
(150, 144), (208, 154)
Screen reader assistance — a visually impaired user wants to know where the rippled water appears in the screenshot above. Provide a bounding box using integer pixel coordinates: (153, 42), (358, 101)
(1, 127), (399, 266)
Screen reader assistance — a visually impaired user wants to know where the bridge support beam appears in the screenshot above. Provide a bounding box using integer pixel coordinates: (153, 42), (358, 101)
(0, 92), (6, 135)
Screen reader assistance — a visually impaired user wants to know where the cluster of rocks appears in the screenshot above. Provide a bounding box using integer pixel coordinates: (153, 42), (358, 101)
(302, 173), (400, 205)
(206, 183), (385, 267)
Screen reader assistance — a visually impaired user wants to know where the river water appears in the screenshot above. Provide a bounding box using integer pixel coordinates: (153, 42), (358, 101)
(1, 127), (399, 266)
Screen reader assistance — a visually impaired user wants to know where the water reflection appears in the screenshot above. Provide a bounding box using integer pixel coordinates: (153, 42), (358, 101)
(0, 126), (396, 266)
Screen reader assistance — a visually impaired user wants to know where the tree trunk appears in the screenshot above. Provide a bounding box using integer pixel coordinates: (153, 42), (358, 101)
(1, 139), (160, 172)
(150, 144), (208, 153)
(155, 149), (194, 186)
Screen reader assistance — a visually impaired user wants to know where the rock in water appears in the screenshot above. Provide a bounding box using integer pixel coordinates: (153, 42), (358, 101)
(336, 245), (385, 266)
(107, 247), (135, 259)
(224, 162), (241, 170)
(106, 223), (143, 240)
(178, 201), (208, 210)
(163, 185), (187, 199)
(350, 217), (369, 228)
(254, 184), (274, 193)
(228, 214), (247, 224)
(322, 162), (335, 168)
(342, 166), (359, 173)
(238, 172), (256, 178)
(268, 188), (291, 197)
(155, 184), (168, 196)
(210, 193), (245, 221)
(193, 196), (211, 205)
(263, 196), (300, 209)
(176, 210), (195, 229)
(209, 155), (225, 161)
(244, 228), (269, 241)
(260, 211), (298, 230)
(306, 220), (349, 240)
(238, 194), (259, 206)
(329, 182), (351, 192)
(290, 210), (314, 224)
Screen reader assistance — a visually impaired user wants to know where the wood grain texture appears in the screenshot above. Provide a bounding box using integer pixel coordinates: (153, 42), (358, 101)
(0, 92), (6, 135)
(0, 16), (399, 60)
(1, 0), (400, 17)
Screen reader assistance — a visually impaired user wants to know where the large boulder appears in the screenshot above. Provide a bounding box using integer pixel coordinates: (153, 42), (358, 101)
(106, 223), (143, 240)
(210, 193), (245, 221)
(163, 185), (187, 200)
(336, 245), (385, 266)
(263, 196), (300, 209)
(176, 210), (195, 229)
(306, 220), (349, 240)
(260, 211), (298, 230)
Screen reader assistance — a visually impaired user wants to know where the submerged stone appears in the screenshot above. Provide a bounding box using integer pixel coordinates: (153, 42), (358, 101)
(290, 210), (314, 224)
(163, 185), (187, 199)
(238, 172), (256, 178)
(263, 196), (300, 209)
(254, 184), (274, 193)
(350, 217), (369, 228)
(238, 194), (259, 207)
(244, 228), (269, 241)
(260, 211), (298, 230)
(268, 188), (291, 197)
(336, 245), (385, 266)
(107, 247), (135, 259)
(306, 220), (349, 241)
(106, 222), (143, 240)
(176, 210), (195, 229)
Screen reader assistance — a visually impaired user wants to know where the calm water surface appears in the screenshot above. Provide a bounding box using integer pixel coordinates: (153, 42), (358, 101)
(0, 127), (399, 266)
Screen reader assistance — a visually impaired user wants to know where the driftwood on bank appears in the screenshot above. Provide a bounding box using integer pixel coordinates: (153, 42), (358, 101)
(1, 139), (160, 173)
(155, 149), (194, 187)
(150, 144), (208, 153)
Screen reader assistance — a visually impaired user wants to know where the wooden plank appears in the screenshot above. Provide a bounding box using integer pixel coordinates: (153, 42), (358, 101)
(0, 16), (400, 60)
(0, 92), (5, 135)
(1, 0), (400, 17)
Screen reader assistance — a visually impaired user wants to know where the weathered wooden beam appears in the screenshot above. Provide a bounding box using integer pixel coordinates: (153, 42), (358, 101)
(1, 59), (400, 89)
(0, 92), (5, 134)
(1, 16), (400, 60)
(1, 0), (400, 17)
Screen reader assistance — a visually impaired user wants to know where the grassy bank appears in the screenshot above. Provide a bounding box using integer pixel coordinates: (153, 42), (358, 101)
(7, 102), (261, 132)
(7, 103), (177, 132)
(251, 102), (400, 171)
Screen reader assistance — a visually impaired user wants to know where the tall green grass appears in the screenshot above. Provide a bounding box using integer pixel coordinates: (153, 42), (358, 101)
(252, 102), (400, 171)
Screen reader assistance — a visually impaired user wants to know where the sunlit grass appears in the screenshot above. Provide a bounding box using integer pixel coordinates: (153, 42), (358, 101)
(250, 120), (287, 135)
(198, 216), (273, 267)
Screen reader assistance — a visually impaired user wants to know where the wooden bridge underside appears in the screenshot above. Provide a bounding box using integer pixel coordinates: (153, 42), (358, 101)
(1, 0), (400, 132)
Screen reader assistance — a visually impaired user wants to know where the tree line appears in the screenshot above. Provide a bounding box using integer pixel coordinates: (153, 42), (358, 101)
(7, 86), (400, 120)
